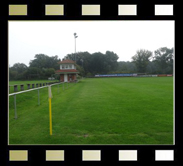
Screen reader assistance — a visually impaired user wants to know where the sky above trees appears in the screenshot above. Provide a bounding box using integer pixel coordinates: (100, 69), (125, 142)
(9, 21), (174, 67)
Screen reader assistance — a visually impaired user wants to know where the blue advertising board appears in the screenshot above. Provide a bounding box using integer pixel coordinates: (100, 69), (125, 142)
(95, 74), (133, 77)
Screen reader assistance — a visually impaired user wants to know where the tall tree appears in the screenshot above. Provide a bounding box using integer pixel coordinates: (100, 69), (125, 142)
(29, 54), (49, 69)
(9, 70), (18, 80)
(26, 67), (42, 80)
(105, 51), (119, 72)
(146, 61), (158, 74)
(9, 63), (28, 80)
(64, 51), (119, 75)
(64, 51), (91, 75)
(44, 68), (55, 77)
(29, 54), (60, 70)
(47, 55), (60, 70)
(117, 61), (137, 73)
(10, 63), (28, 74)
(132, 49), (152, 73)
(153, 47), (174, 74)
(89, 52), (105, 74)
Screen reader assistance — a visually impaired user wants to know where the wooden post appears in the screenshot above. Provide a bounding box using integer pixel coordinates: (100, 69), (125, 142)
(20, 84), (24, 91)
(14, 85), (18, 92)
(27, 84), (30, 89)
(32, 84), (35, 88)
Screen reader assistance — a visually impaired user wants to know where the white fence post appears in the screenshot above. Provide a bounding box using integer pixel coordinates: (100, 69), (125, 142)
(14, 94), (17, 119)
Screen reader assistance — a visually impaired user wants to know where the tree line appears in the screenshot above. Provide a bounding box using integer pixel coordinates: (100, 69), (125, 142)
(9, 47), (173, 80)
(65, 47), (173, 76)
(9, 54), (61, 80)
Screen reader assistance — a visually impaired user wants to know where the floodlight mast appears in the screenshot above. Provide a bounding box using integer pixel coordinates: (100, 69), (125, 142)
(74, 33), (78, 63)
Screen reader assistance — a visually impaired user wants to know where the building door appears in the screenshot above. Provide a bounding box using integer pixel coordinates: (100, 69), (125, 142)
(64, 74), (68, 82)
(69, 74), (72, 81)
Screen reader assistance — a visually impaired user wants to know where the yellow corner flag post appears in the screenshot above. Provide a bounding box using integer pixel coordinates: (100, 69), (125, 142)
(48, 86), (53, 135)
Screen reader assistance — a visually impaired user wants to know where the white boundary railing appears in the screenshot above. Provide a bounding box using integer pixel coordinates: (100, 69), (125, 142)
(9, 81), (78, 119)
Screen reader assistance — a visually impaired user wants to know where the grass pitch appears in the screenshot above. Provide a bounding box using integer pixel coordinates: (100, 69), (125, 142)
(9, 77), (173, 145)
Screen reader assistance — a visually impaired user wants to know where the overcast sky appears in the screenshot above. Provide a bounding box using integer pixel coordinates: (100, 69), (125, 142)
(8, 21), (174, 67)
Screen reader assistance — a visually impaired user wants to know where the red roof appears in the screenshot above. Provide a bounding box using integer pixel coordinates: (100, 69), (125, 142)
(55, 69), (79, 73)
(58, 59), (75, 64)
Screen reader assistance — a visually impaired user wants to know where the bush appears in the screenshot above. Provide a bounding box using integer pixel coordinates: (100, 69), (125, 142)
(86, 72), (93, 77)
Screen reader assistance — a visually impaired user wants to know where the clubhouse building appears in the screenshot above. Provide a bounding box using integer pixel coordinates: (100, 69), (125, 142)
(55, 59), (79, 82)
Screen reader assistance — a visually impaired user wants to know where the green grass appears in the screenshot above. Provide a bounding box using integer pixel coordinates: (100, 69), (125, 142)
(9, 77), (173, 145)
(9, 80), (58, 93)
